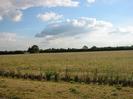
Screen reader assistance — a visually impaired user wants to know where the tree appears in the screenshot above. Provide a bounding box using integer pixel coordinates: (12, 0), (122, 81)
(90, 46), (97, 50)
(28, 45), (39, 53)
(82, 45), (88, 50)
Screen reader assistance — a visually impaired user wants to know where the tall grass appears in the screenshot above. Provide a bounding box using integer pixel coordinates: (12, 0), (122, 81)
(0, 67), (132, 87)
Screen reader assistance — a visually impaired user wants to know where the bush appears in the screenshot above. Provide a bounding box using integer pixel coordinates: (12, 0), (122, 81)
(45, 71), (54, 81)
(74, 75), (79, 82)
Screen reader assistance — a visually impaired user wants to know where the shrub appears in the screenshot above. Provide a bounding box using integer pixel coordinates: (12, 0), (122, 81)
(45, 71), (54, 81)
(74, 75), (79, 82)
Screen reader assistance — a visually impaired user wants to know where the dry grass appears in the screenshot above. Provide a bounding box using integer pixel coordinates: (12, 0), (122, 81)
(0, 77), (133, 99)
(0, 51), (133, 98)
(0, 51), (133, 75)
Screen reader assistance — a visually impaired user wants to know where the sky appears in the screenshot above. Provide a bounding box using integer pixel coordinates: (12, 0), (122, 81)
(0, 0), (133, 50)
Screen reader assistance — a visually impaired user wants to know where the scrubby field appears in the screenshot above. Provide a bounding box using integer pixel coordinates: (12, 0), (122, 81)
(0, 51), (133, 98)
(0, 77), (133, 99)
(0, 51), (133, 73)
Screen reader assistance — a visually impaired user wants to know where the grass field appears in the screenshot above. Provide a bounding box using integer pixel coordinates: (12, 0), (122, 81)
(0, 51), (133, 74)
(0, 77), (133, 99)
(0, 51), (133, 98)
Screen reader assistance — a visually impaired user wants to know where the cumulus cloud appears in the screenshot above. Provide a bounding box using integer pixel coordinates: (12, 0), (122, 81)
(8, 10), (23, 22)
(35, 17), (133, 48)
(36, 17), (113, 37)
(0, 0), (79, 22)
(37, 12), (63, 22)
(1, 18), (133, 50)
(0, 0), (23, 22)
(18, 0), (79, 8)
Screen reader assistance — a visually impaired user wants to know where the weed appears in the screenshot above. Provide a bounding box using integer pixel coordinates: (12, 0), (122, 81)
(115, 85), (122, 90)
(69, 87), (79, 94)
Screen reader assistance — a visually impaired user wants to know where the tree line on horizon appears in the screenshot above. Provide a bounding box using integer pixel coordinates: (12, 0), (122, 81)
(0, 45), (133, 55)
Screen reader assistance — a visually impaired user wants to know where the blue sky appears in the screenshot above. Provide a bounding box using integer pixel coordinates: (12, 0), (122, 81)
(0, 0), (133, 50)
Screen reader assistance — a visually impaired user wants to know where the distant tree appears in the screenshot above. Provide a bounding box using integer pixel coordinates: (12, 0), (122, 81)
(28, 45), (39, 53)
(82, 45), (88, 50)
(91, 46), (97, 50)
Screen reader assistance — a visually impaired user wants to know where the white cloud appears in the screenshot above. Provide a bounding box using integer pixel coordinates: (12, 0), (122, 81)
(0, 0), (79, 22)
(119, 26), (133, 33)
(17, 0), (79, 9)
(0, 19), (133, 50)
(35, 17), (133, 48)
(36, 17), (113, 37)
(0, 33), (17, 42)
(37, 12), (63, 22)
(0, 16), (3, 21)
(0, 0), (23, 22)
(0, 32), (44, 51)
(87, 0), (95, 4)
(8, 10), (23, 22)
